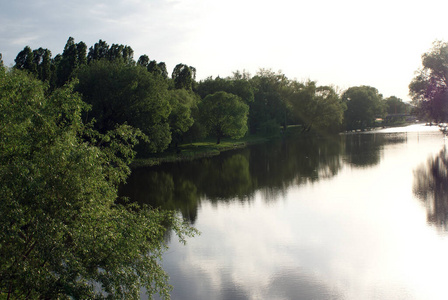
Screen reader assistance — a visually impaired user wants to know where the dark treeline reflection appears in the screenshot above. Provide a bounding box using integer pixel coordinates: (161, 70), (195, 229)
(413, 146), (448, 230)
(120, 132), (406, 223)
(344, 132), (407, 167)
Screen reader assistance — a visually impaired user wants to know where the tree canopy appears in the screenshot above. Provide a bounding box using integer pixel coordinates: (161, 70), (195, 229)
(199, 91), (249, 144)
(0, 68), (196, 299)
(288, 81), (345, 133)
(409, 41), (448, 122)
(74, 59), (172, 153)
(8, 36), (413, 155)
(342, 86), (385, 129)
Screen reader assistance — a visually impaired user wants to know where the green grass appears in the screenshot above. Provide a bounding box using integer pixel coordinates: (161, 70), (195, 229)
(130, 133), (280, 168)
(130, 126), (307, 168)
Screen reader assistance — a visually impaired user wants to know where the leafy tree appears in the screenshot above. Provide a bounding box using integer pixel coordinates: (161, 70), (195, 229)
(56, 37), (87, 87)
(199, 91), (249, 144)
(384, 96), (408, 115)
(172, 64), (196, 90)
(108, 44), (134, 64)
(342, 85), (385, 129)
(32, 47), (53, 82)
(87, 39), (110, 62)
(0, 68), (196, 299)
(75, 60), (172, 153)
(0, 53), (3, 67)
(167, 89), (197, 149)
(138, 54), (150, 67)
(14, 46), (54, 82)
(409, 41), (448, 122)
(87, 40), (134, 65)
(76, 41), (88, 65)
(157, 62), (169, 79)
(148, 60), (169, 79)
(249, 69), (291, 133)
(288, 81), (345, 133)
(14, 46), (37, 74)
(197, 76), (254, 104)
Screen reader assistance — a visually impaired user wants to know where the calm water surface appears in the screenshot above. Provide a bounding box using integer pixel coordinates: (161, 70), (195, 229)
(122, 124), (448, 300)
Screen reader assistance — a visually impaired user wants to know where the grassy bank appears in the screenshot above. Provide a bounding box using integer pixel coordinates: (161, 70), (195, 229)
(130, 128), (303, 168)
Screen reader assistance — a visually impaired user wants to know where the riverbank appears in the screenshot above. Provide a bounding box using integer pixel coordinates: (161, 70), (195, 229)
(130, 126), (303, 168)
(131, 135), (272, 168)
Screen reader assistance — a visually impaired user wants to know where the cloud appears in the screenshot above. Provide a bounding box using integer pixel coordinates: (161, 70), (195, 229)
(2, 0), (448, 100)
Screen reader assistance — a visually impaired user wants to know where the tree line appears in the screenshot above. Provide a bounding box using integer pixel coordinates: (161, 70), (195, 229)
(5, 37), (412, 155)
(0, 37), (439, 299)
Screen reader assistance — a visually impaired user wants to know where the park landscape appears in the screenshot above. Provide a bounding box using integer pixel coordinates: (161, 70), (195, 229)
(2, 37), (448, 299)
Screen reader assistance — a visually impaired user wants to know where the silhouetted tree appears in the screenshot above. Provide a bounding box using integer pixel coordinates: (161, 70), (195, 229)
(409, 41), (448, 122)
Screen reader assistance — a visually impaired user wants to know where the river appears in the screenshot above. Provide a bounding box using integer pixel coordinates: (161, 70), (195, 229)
(121, 124), (448, 300)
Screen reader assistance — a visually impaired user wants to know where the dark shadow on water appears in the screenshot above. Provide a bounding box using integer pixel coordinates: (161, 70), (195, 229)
(413, 145), (448, 230)
(120, 132), (406, 223)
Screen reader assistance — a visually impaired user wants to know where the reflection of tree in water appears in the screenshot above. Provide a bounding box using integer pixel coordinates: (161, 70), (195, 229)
(121, 131), (407, 223)
(250, 135), (345, 202)
(119, 169), (199, 223)
(344, 132), (407, 167)
(197, 153), (255, 202)
(413, 146), (448, 230)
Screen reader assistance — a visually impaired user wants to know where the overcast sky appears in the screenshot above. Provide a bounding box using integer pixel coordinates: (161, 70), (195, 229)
(1, 0), (447, 102)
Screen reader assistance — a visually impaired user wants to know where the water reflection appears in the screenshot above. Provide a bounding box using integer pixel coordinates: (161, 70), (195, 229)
(344, 132), (407, 167)
(121, 135), (348, 222)
(120, 169), (199, 222)
(125, 125), (448, 300)
(413, 145), (448, 230)
(265, 269), (343, 300)
(120, 133), (407, 223)
(120, 132), (411, 223)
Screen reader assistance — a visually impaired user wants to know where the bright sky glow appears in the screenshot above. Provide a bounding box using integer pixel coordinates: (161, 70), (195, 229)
(1, 0), (448, 101)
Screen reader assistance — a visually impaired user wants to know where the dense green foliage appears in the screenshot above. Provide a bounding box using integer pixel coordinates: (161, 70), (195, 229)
(0, 69), (196, 299)
(409, 41), (448, 122)
(342, 86), (386, 130)
(10, 36), (415, 154)
(199, 91), (249, 144)
(288, 81), (345, 133)
(167, 89), (198, 148)
(74, 60), (172, 153)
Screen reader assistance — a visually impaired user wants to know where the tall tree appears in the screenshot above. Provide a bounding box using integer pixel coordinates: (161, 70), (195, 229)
(199, 91), (249, 144)
(87, 40), (134, 64)
(137, 54), (150, 68)
(409, 41), (448, 122)
(75, 60), (172, 153)
(172, 64), (196, 90)
(288, 81), (345, 133)
(342, 85), (385, 129)
(0, 68), (196, 299)
(87, 39), (109, 62)
(14, 46), (54, 82)
(14, 46), (37, 74)
(384, 96), (409, 115)
(147, 60), (169, 79)
(32, 47), (53, 82)
(108, 44), (134, 64)
(56, 37), (87, 87)
(249, 69), (290, 133)
(157, 62), (169, 79)
(167, 89), (197, 149)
